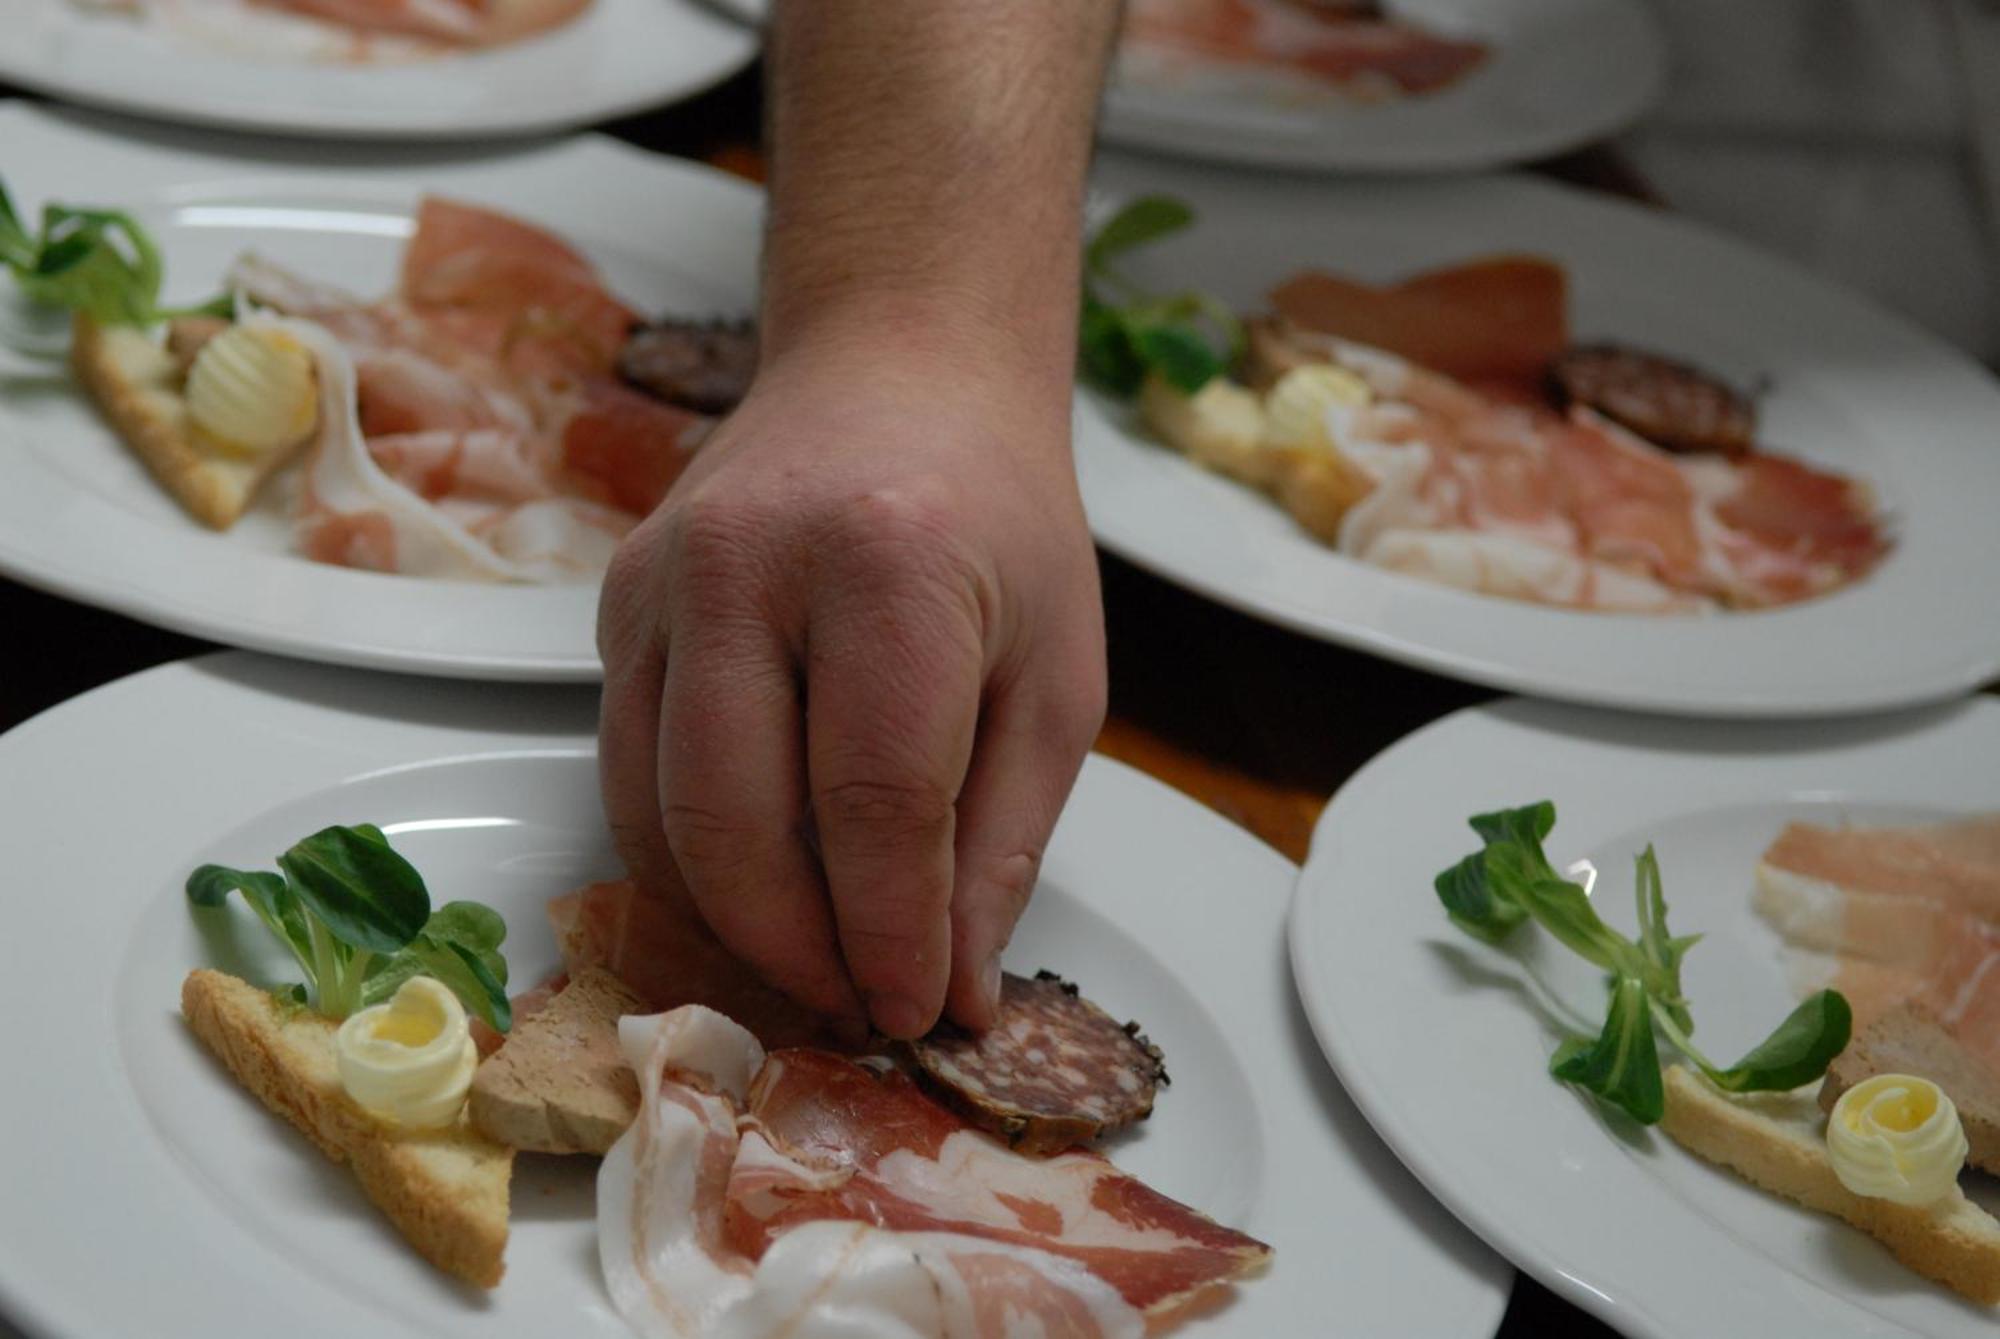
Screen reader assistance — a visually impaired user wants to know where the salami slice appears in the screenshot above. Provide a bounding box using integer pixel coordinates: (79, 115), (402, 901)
(1550, 343), (1758, 458)
(904, 971), (1169, 1156)
(616, 318), (757, 415)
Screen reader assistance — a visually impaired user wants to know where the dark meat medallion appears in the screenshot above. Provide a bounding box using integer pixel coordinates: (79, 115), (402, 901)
(617, 317), (758, 415)
(904, 970), (1169, 1156)
(1550, 342), (1759, 459)
(1282, 0), (1387, 18)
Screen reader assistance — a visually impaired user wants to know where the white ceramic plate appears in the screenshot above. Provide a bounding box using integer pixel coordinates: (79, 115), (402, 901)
(4, 0), (755, 140)
(1292, 692), (2000, 1338)
(1078, 150), (2000, 717)
(1100, 0), (1665, 173)
(0, 650), (1506, 1339)
(0, 103), (761, 681)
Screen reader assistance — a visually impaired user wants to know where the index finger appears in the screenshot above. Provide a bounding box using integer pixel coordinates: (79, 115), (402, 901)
(806, 570), (983, 1039)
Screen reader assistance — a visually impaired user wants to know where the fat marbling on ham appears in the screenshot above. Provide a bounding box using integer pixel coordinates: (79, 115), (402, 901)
(1755, 815), (2000, 1062)
(233, 198), (707, 581)
(600, 1007), (1270, 1339)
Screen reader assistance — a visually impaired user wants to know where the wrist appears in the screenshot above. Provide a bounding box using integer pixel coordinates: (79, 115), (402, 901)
(756, 290), (1081, 440)
(763, 281), (1077, 395)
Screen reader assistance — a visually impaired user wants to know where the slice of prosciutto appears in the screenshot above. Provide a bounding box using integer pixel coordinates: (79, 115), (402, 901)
(248, 0), (591, 46)
(549, 880), (850, 1052)
(1755, 816), (2000, 1069)
(1123, 0), (1488, 96)
(1274, 331), (1888, 611)
(732, 1049), (1270, 1321)
(601, 1007), (1268, 1339)
(232, 197), (708, 580)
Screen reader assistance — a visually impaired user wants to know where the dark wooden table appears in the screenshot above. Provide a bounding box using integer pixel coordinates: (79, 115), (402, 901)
(0, 63), (1652, 1338)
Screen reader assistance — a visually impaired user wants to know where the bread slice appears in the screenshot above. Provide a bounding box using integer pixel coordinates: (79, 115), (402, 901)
(1660, 1064), (2000, 1304)
(70, 315), (298, 529)
(180, 968), (513, 1287)
(469, 966), (644, 1154)
(1821, 1002), (2000, 1177)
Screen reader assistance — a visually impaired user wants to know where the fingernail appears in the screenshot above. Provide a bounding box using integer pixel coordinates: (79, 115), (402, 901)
(981, 953), (1003, 1015)
(867, 991), (931, 1040)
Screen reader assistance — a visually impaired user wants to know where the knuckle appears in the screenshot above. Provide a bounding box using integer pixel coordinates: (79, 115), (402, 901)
(837, 900), (949, 985)
(824, 484), (981, 595)
(602, 522), (660, 600)
(604, 813), (665, 862)
(660, 496), (790, 633)
(659, 799), (765, 878)
(838, 916), (931, 953)
(977, 850), (1041, 924)
(1064, 665), (1109, 745)
(815, 774), (954, 840)
(667, 494), (771, 585)
(597, 531), (666, 662)
(1020, 660), (1107, 758)
(836, 477), (958, 548)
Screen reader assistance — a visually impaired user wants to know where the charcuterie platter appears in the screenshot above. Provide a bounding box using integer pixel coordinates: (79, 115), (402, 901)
(0, 651), (1510, 1339)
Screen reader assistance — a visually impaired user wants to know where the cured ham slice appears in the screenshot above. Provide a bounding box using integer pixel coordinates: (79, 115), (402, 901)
(1755, 817), (2000, 1070)
(399, 198), (634, 376)
(733, 1048), (1271, 1321)
(562, 380), (708, 517)
(249, 0), (590, 46)
(549, 881), (848, 1052)
(1762, 817), (2000, 916)
(228, 198), (708, 580)
(1276, 332), (1887, 611)
(1124, 0), (1487, 97)
(283, 317), (612, 580)
(601, 1007), (1266, 1339)
(1271, 257), (1568, 389)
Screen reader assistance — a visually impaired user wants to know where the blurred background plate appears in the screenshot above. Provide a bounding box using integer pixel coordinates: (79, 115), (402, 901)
(1074, 149), (2000, 717)
(1100, 0), (1667, 173)
(0, 104), (759, 680)
(2, 0), (755, 139)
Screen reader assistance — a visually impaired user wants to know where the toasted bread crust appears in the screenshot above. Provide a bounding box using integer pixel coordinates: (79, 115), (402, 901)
(70, 315), (292, 530)
(1662, 1065), (2000, 1305)
(469, 967), (645, 1154)
(181, 968), (512, 1287)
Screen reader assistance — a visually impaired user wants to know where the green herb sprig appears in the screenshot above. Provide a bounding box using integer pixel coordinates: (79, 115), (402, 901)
(0, 176), (229, 331)
(189, 824), (513, 1032)
(1437, 801), (1851, 1124)
(1078, 195), (1243, 398)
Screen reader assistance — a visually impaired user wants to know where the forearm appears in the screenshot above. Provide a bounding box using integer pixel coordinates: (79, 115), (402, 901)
(762, 0), (1121, 414)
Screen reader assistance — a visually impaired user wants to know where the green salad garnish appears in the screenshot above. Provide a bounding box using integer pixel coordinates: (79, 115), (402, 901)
(1078, 195), (1242, 399)
(0, 175), (228, 331)
(188, 824), (512, 1032)
(1436, 801), (1851, 1124)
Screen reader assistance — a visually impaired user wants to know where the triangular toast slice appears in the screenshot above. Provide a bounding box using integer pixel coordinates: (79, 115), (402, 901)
(71, 315), (302, 529)
(180, 967), (513, 1287)
(1662, 1064), (2000, 1304)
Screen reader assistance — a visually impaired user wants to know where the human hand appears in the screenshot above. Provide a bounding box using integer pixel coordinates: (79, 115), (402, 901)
(597, 337), (1106, 1039)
